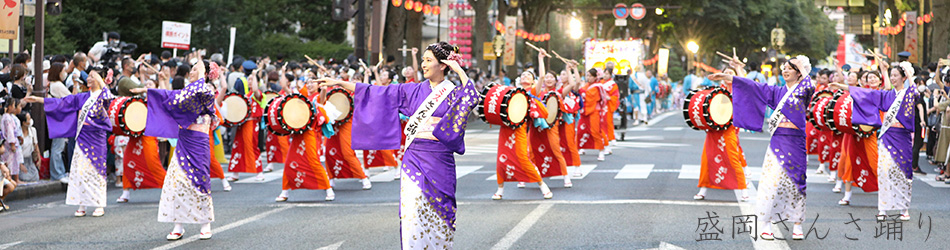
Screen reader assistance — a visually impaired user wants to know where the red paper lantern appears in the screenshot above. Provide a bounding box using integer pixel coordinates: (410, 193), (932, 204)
(392, 0), (402, 7)
(405, 0), (414, 10)
(433, 6), (440, 15)
(424, 5), (432, 15)
(414, 1), (423, 12)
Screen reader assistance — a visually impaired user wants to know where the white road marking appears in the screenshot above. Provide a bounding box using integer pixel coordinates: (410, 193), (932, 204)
(0, 241), (22, 250)
(490, 203), (554, 250)
(286, 199), (740, 208)
(662, 127), (685, 131)
(679, 165), (831, 184)
(234, 170), (284, 183)
(612, 141), (689, 148)
(614, 164), (655, 179)
(368, 167), (399, 182)
(916, 176), (950, 188)
(151, 206), (292, 250)
(640, 241), (687, 250)
(549, 165), (598, 180)
(315, 241), (345, 250)
(455, 166), (483, 179)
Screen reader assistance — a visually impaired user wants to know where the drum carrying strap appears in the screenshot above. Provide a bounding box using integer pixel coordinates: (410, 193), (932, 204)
(879, 87), (908, 138)
(767, 83), (798, 135)
(240, 76), (266, 109)
(402, 80), (456, 151)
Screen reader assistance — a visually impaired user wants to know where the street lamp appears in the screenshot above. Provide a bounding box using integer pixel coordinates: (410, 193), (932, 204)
(686, 41), (699, 54)
(655, 8), (664, 15)
(569, 17), (582, 39)
(686, 41), (699, 72)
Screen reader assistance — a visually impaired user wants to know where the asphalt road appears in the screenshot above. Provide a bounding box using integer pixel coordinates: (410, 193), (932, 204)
(2, 111), (948, 249)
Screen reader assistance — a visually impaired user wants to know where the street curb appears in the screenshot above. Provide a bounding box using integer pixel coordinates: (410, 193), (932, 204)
(4, 180), (66, 201)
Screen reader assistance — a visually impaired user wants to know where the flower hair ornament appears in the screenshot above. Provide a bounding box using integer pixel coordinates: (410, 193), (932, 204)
(208, 62), (222, 81)
(104, 68), (115, 86)
(791, 55), (812, 76)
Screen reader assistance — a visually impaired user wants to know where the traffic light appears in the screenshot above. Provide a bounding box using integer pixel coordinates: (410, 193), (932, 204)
(332, 0), (358, 21)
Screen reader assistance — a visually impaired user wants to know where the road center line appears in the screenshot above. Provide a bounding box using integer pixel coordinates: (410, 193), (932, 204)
(490, 203), (553, 250)
(151, 206), (292, 250)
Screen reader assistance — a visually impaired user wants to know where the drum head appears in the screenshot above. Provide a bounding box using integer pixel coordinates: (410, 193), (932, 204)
(223, 95), (249, 123)
(263, 92), (279, 105)
(282, 98), (312, 129)
(507, 93), (529, 124)
(544, 96), (559, 124)
(327, 92), (351, 121)
(858, 125), (876, 132)
(125, 101), (148, 132)
(708, 93), (733, 125)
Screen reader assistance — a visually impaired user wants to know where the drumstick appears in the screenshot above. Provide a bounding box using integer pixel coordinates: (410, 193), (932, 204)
(550, 51), (570, 64)
(524, 42), (549, 56)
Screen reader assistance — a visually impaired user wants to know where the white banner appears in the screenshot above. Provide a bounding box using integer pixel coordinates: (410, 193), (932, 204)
(503, 16), (517, 66)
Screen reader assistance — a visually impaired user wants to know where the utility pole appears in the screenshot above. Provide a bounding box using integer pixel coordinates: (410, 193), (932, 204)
(32, 0), (48, 153)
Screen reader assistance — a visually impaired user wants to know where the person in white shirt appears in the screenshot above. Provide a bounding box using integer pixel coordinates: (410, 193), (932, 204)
(47, 62), (72, 183)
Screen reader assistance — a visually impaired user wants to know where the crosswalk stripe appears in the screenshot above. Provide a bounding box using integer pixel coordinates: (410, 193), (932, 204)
(614, 164), (655, 179)
(487, 164), (598, 181)
(915, 176), (950, 188)
(368, 167), (399, 182)
(455, 165), (483, 179)
(662, 127), (684, 131)
(234, 168), (284, 183)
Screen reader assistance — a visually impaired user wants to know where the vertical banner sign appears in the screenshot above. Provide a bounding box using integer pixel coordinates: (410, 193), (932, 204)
(161, 21), (192, 50)
(0, 0), (19, 40)
(503, 16), (517, 66)
(370, 0), (388, 56)
(903, 11), (918, 64)
(657, 48), (669, 76)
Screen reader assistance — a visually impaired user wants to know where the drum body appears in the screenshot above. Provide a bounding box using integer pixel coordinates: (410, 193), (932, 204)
(326, 88), (354, 124)
(826, 91), (876, 137)
(478, 85), (529, 128)
(108, 96), (148, 136)
(267, 93), (315, 135)
(808, 90), (836, 131)
(542, 91), (562, 126)
(222, 93), (251, 127)
(683, 87), (733, 131)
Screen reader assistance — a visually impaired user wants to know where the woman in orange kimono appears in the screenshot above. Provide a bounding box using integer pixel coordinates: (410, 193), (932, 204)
(208, 103), (231, 191)
(525, 51), (571, 187)
(837, 70), (882, 206)
(601, 72), (621, 155)
(693, 67), (749, 201)
(492, 71), (553, 200)
(116, 135), (166, 202)
(227, 74), (265, 182)
(276, 83), (335, 201)
(577, 68), (608, 161)
(806, 70), (834, 176)
(324, 83), (371, 190)
(558, 65), (583, 177)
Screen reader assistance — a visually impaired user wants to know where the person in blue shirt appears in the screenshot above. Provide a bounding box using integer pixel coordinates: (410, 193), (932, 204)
(683, 69), (695, 95)
(499, 69), (512, 86)
(626, 68), (642, 124)
(647, 70), (658, 119)
(745, 63), (767, 83)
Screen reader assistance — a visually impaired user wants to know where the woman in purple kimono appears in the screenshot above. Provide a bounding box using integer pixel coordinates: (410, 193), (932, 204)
(130, 59), (218, 240)
(25, 66), (115, 218)
(831, 61), (918, 221)
(316, 41), (479, 249)
(707, 56), (814, 240)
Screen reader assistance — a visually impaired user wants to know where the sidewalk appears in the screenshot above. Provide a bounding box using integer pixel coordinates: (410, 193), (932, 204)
(4, 180), (67, 202)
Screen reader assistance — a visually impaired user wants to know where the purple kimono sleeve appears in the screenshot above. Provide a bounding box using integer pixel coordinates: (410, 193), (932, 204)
(731, 76), (781, 132)
(44, 92), (90, 139)
(434, 80), (480, 155)
(144, 79), (215, 138)
(351, 82), (409, 150)
(848, 86), (892, 127)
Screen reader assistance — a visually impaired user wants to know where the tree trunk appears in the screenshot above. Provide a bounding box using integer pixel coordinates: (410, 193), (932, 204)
(384, 3), (407, 66)
(469, 0), (493, 73)
(406, 10), (424, 56)
(931, 0), (949, 60)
